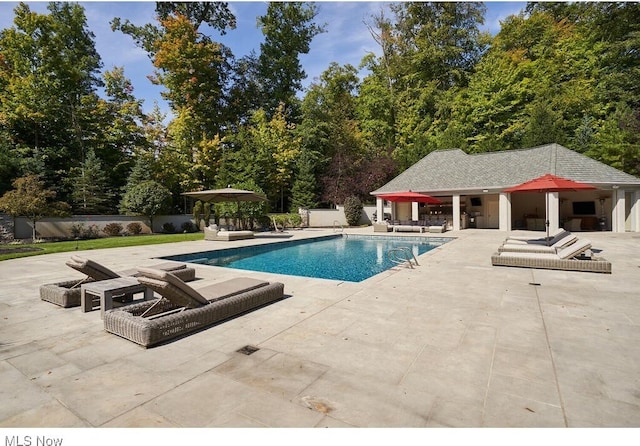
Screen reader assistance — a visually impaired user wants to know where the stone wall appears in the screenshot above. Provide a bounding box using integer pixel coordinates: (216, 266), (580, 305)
(12, 215), (195, 239)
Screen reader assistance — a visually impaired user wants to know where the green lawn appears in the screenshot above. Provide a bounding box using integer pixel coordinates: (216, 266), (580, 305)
(0, 232), (204, 261)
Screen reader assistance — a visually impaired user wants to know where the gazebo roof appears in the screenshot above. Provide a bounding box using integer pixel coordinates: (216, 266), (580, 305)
(372, 143), (640, 195)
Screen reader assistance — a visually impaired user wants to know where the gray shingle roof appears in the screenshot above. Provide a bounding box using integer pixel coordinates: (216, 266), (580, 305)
(372, 143), (640, 195)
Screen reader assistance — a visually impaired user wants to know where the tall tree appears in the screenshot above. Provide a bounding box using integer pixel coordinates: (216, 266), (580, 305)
(68, 148), (113, 214)
(300, 63), (366, 205)
(360, 2), (488, 168)
(0, 2), (104, 197)
(588, 103), (640, 177)
(98, 66), (148, 201)
(256, 2), (325, 118)
(218, 104), (301, 212)
(112, 3), (236, 130)
(440, 9), (598, 153)
(390, 1), (487, 89)
(0, 131), (20, 196)
(112, 2), (237, 210)
(290, 150), (320, 210)
(111, 1), (235, 54)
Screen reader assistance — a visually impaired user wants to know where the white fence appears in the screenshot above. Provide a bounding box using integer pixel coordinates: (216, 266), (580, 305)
(303, 205), (377, 227)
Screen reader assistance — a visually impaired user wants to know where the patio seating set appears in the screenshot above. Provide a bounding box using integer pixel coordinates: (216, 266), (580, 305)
(40, 255), (285, 347)
(374, 219), (448, 233)
(491, 228), (612, 273)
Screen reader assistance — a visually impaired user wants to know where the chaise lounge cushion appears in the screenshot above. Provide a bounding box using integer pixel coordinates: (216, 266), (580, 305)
(137, 268), (269, 307)
(66, 255), (119, 281)
(505, 228), (568, 244)
(499, 233), (578, 253)
(136, 267), (209, 307)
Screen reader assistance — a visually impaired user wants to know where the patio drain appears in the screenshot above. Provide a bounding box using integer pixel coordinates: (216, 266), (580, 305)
(236, 345), (260, 355)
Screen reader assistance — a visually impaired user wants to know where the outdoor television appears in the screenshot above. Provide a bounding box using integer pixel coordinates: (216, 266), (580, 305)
(572, 201), (596, 215)
(470, 197), (482, 206)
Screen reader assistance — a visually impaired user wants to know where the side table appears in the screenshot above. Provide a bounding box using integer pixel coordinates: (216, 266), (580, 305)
(81, 277), (154, 319)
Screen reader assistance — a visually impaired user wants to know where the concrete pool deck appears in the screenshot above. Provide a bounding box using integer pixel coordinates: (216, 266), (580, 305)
(0, 228), (639, 429)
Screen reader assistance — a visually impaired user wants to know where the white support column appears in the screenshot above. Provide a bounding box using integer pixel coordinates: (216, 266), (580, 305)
(376, 197), (384, 223)
(612, 188), (626, 233)
(632, 190), (640, 232)
(499, 192), (511, 231)
(411, 202), (419, 220)
(452, 194), (461, 231)
(548, 192), (560, 234)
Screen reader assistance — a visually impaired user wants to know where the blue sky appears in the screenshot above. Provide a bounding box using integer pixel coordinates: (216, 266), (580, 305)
(0, 1), (527, 117)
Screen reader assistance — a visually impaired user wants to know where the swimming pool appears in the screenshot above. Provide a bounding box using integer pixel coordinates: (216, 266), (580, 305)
(162, 234), (452, 282)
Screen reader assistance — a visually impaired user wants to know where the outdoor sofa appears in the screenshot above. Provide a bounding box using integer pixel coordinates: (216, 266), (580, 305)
(491, 238), (611, 273)
(39, 256), (196, 308)
(204, 227), (255, 241)
(103, 267), (285, 347)
(390, 219), (447, 233)
(373, 222), (392, 232)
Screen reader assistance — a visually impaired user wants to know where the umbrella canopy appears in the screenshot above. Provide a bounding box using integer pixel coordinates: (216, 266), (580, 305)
(181, 187), (267, 203)
(504, 174), (596, 242)
(378, 191), (442, 204)
(504, 174), (597, 194)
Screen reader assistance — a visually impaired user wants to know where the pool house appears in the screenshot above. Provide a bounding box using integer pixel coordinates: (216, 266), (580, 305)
(372, 143), (640, 233)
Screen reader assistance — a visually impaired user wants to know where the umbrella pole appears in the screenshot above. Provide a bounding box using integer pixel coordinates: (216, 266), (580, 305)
(545, 192), (550, 245)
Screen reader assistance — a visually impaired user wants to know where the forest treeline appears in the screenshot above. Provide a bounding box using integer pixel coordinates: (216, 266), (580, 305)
(1, 1), (639, 215)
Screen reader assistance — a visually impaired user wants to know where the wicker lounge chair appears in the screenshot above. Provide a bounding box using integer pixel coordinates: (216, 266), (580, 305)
(498, 233), (578, 254)
(491, 239), (611, 273)
(40, 256), (196, 308)
(103, 267), (285, 347)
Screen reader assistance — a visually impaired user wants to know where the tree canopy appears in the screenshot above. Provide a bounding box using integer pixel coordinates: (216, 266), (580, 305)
(1, 1), (639, 219)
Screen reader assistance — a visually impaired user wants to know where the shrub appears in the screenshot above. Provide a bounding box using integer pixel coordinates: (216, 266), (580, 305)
(69, 223), (85, 239)
(119, 180), (171, 232)
(181, 221), (196, 233)
(270, 214), (287, 230)
(162, 222), (176, 233)
(126, 222), (143, 235)
(288, 213), (302, 227)
(82, 224), (101, 239)
(269, 213), (303, 230)
(103, 223), (123, 237)
(343, 196), (363, 226)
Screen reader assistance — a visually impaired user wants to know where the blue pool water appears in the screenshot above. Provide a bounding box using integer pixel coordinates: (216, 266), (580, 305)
(163, 234), (452, 282)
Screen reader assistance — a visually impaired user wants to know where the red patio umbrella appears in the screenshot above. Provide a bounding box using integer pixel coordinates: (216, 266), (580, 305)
(504, 174), (596, 242)
(378, 191), (442, 204)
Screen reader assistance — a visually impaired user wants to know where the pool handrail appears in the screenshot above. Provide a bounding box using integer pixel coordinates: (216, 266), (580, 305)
(387, 247), (419, 269)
